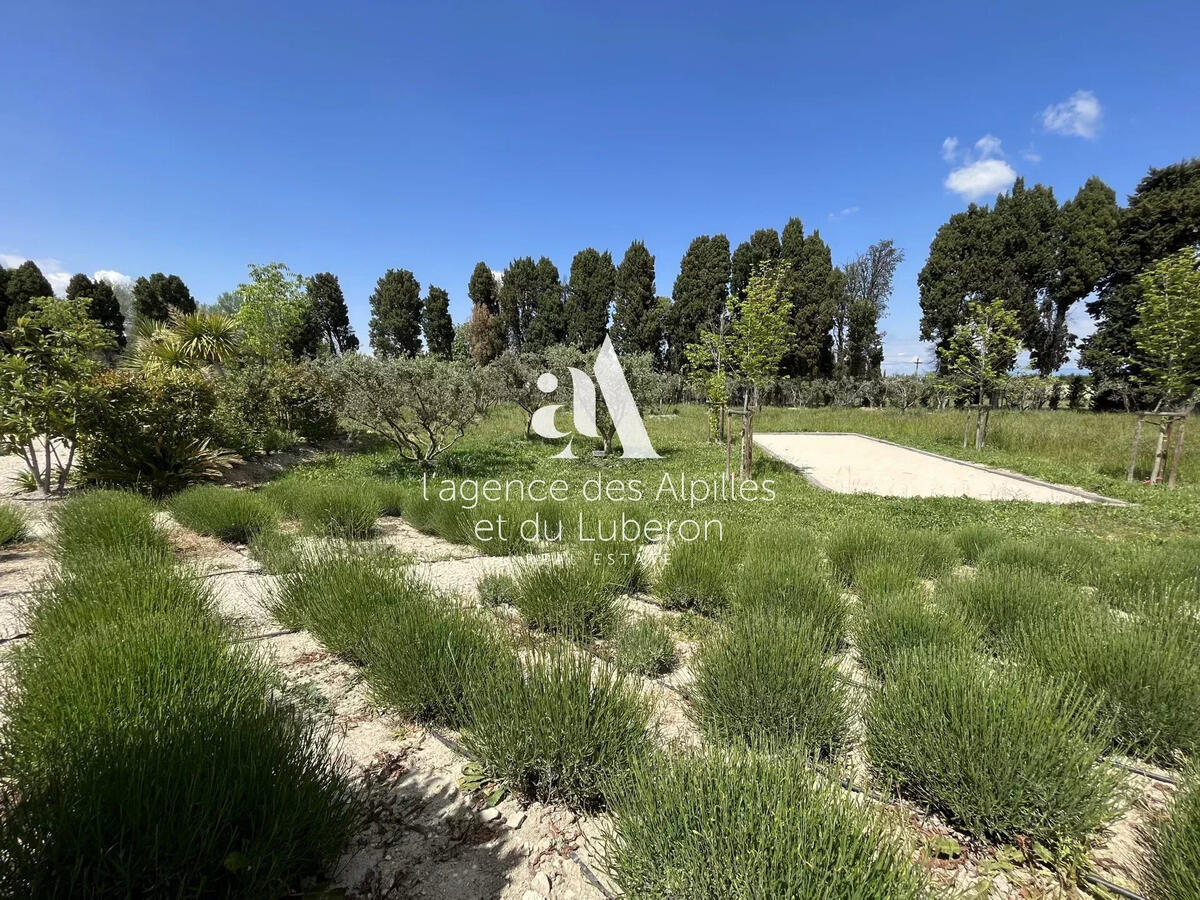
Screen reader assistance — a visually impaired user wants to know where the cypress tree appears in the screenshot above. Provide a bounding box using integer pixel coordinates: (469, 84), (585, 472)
(731, 229), (782, 300)
(306, 272), (359, 355)
(613, 240), (661, 360)
(368, 268), (422, 357)
(3, 260), (55, 326)
(132, 273), (195, 323)
(498, 256), (539, 349)
(422, 285), (455, 358)
(524, 257), (565, 351)
(667, 234), (731, 369)
(564, 248), (615, 349)
(780, 225), (838, 378)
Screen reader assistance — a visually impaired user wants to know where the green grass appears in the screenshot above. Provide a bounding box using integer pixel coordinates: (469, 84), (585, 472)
(462, 646), (655, 808)
(0, 612), (359, 897)
(731, 551), (846, 652)
(0, 502), (27, 546)
(952, 522), (1004, 565)
(1145, 767), (1200, 900)
(270, 546), (423, 663)
(363, 597), (514, 727)
(936, 565), (1084, 652)
(853, 586), (980, 679)
(979, 533), (1102, 583)
(865, 647), (1120, 848)
(1017, 598), (1200, 762)
(262, 476), (382, 538)
(29, 550), (215, 637)
(601, 747), (925, 900)
(511, 554), (622, 640)
(656, 538), (741, 615)
(826, 523), (959, 587)
(53, 489), (171, 567)
(168, 484), (278, 543)
(851, 561), (922, 602)
(1094, 542), (1200, 611)
(690, 610), (849, 755)
(477, 571), (517, 607)
(612, 616), (677, 676)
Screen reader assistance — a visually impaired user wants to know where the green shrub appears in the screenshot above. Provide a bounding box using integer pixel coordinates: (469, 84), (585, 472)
(656, 539), (740, 615)
(364, 598), (514, 727)
(854, 586), (979, 679)
(865, 648), (1119, 848)
(1095, 543), (1200, 612)
(78, 368), (236, 496)
(246, 528), (303, 573)
(690, 611), (849, 755)
(398, 486), (475, 544)
(612, 617), (677, 677)
(477, 571), (517, 607)
(512, 554), (621, 640)
(0, 503), (27, 546)
(952, 523), (1003, 565)
(213, 361), (337, 455)
(0, 612), (359, 897)
(463, 646), (654, 808)
(594, 547), (652, 596)
(1018, 601), (1200, 762)
(827, 524), (960, 586)
(602, 748), (925, 900)
(30, 551), (214, 637)
(937, 566), (1082, 652)
(270, 546), (421, 663)
(732, 559), (845, 653)
(1145, 769), (1200, 900)
(851, 561), (922, 603)
(53, 489), (171, 567)
(979, 533), (1101, 583)
(168, 485), (277, 543)
(371, 479), (408, 517)
(288, 480), (382, 538)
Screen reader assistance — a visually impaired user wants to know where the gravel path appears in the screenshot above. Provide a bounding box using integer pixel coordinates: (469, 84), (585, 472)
(754, 432), (1121, 504)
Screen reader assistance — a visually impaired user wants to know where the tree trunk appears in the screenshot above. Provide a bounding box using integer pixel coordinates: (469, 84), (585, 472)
(975, 405), (990, 450)
(1168, 418), (1187, 488)
(1127, 414), (1145, 482)
(740, 392), (753, 478)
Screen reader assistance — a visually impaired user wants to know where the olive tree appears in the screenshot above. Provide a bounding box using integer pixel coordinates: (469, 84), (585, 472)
(0, 297), (114, 492)
(314, 353), (496, 463)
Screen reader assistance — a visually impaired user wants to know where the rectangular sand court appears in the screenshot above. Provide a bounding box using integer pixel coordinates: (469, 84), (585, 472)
(754, 433), (1123, 504)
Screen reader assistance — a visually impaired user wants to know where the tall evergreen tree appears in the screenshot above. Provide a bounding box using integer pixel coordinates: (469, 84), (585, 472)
(422, 286), (455, 358)
(731, 229), (782, 299)
(468, 261), (500, 314)
(3, 260), (54, 326)
(1081, 158), (1200, 391)
(132, 273), (195, 323)
(0, 267), (8, 327)
(67, 273), (125, 347)
(1039, 177), (1119, 373)
(668, 234), (731, 369)
(368, 268), (422, 357)
(840, 240), (903, 377)
(524, 257), (565, 351)
(918, 204), (1005, 358)
(612, 240), (660, 360)
(304, 272), (359, 355)
(498, 257), (540, 350)
(564, 248), (615, 349)
(780, 226), (839, 377)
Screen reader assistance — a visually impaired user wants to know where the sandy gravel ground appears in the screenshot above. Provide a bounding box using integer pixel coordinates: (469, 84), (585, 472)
(755, 432), (1119, 504)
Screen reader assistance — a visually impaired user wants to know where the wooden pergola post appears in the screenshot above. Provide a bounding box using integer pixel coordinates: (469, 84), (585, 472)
(1127, 413), (1145, 482)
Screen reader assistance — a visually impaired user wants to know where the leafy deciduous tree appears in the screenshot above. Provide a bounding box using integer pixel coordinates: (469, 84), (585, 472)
(1132, 247), (1200, 410)
(234, 263), (311, 362)
(840, 240), (903, 377)
(938, 299), (1022, 449)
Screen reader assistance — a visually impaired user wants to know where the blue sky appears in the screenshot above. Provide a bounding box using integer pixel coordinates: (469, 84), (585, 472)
(2, 1), (1198, 372)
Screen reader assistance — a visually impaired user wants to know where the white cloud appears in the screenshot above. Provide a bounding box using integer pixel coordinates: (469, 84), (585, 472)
(974, 134), (1003, 159)
(1021, 149), (1042, 163)
(941, 137), (959, 162)
(93, 269), (133, 286)
(1042, 90), (1102, 139)
(827, 206), (860, 221)
(945, 158), (1018, 201)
